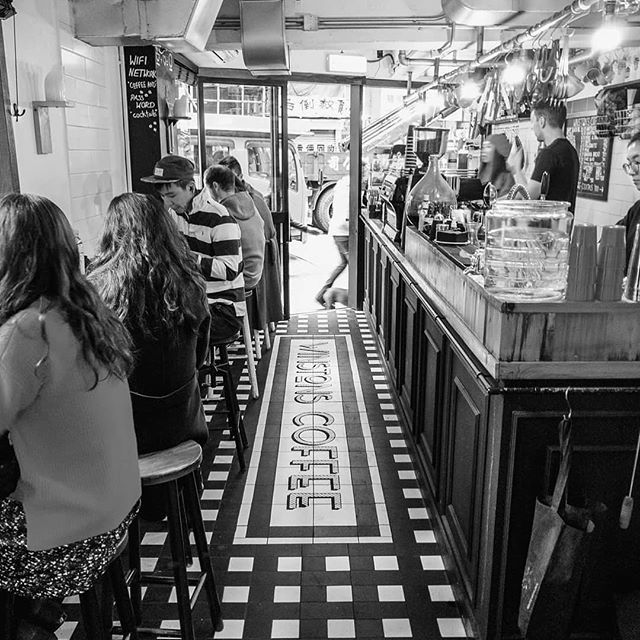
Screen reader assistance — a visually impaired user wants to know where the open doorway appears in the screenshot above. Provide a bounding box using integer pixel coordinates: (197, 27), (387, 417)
(286, 81), (351, 314)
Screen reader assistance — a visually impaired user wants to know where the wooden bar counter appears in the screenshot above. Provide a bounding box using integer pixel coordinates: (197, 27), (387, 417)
(361, 216), (640, 640)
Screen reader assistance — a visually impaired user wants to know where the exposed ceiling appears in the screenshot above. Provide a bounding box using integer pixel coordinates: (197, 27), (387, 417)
(71, 0), (640, 80)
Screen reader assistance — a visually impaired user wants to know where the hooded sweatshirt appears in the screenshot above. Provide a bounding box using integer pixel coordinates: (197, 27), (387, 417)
(221, 191), (265, 290)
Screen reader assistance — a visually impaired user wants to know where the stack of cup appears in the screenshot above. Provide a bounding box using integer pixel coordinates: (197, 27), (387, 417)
(596, 225), (626, 301)
(566, 223), (597, 301)
(624, 224), (640, 302)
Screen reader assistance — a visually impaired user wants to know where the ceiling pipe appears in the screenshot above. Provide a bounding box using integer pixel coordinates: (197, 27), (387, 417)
(214, 15), (448, 30)
(404, 0), (601, 106)
(476, 26), (484, 57)
(403, 23), (457, 61)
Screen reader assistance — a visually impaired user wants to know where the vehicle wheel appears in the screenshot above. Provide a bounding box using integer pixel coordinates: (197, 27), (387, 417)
(313, 188), (334, 233)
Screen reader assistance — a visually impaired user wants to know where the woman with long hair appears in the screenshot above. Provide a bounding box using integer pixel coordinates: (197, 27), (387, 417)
(478, 133), (515, 198)
(0, 193), (140, 638)
(89, 193), (210, 517)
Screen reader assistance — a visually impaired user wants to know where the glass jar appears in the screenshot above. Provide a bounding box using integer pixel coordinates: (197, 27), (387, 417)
(404, 154), (457, 239)
(483, 200), (573, 301)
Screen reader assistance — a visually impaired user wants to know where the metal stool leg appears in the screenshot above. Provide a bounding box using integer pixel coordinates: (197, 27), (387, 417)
(242, 313), (259, 398)
(182, 472), (223, 633)
(166, 481), (195, 640)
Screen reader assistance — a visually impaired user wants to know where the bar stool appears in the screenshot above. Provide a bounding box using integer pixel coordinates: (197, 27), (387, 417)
(3, 532), (137, 640)
(199, 332), (249, 471)
(241, 289), (259, 397)
(128, 441), (223, 640)
(201, 332), (249, 472)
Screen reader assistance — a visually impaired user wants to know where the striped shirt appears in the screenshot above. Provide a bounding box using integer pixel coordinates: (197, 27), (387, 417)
(170, 190), (246, 316)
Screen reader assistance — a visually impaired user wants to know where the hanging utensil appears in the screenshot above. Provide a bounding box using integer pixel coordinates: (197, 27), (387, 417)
(540, 171), (550, 200)
(620, 426), (640, 529)
(483, 182), (497, 208)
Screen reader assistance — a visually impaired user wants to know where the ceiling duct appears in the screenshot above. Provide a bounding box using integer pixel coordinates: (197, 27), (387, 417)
(240, 0), (290, 75)
(441, 0), (568, 26)
(71, 0), (223, 53)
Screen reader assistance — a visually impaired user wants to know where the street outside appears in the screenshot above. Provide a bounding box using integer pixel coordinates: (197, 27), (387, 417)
(288, 227), (349, 315)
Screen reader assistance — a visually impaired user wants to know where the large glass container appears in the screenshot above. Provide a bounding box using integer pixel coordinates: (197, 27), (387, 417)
(404, 154), (457, 235)
(483, 200), (573, 301)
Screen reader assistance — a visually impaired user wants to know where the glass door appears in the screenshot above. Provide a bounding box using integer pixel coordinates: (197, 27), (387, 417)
(196, 78), (291, 317)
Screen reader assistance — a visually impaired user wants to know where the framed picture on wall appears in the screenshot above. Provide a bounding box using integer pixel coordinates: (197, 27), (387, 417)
(565, 116), (613, 201)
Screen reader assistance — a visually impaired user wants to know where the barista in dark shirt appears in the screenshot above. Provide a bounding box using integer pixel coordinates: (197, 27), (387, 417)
(508, 100), (580, 212)
(616, 132), (640, 268)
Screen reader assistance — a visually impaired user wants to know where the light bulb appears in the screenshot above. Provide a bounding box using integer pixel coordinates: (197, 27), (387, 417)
(502, 62), (526, 86)
(591, 23), (623, 52)
(592, 0), (623, 52)
(460, 79), (480, 102)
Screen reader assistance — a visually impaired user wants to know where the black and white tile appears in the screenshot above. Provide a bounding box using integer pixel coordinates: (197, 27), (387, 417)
(61, 309), (469, 639)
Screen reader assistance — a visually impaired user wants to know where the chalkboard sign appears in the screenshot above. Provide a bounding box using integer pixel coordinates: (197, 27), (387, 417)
(124, 46), (161, 194)
(565, 115), (613, 201)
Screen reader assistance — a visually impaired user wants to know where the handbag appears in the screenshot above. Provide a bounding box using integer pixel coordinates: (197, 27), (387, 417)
(0, 432), (19, 499)
(518, 415), (596, 639)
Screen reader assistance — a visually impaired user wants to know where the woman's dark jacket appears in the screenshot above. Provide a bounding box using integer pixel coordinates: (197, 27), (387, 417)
(128, 296), (210, 455)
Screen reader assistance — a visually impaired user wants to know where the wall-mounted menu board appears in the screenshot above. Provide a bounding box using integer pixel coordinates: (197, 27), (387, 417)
(124, 45), (161, 194)
(565, 115), (613, 201)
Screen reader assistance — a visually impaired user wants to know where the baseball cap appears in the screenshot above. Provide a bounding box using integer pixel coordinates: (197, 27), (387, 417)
(141, 155), (195, 184)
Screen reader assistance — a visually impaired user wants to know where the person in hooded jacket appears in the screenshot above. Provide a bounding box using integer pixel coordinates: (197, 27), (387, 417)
(219, 156), (283, 325)
(205, 165), (265, 292)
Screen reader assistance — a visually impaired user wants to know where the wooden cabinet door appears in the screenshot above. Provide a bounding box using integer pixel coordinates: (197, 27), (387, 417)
(398, 284), (419, 424)
(440, 341), (491, 606)
(363, 227), (371, 313)
(387, 262), (402, 388)
(414, 302), (445, 500)
(371, 237), (381, 331)
(378, 250), (389, 352)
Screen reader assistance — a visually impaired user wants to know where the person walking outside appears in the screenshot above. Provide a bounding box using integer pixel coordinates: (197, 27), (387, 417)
(315, 172), (350, 308)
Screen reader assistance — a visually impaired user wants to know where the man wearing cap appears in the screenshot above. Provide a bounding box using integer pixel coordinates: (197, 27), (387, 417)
(142, 155), (245, 343)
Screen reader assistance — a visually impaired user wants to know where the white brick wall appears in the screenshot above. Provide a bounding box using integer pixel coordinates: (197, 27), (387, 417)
(1, 0), (127, 256)
(57, 0), (127, 255)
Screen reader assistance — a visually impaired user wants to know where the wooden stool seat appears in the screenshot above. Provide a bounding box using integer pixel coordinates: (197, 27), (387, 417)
(138, 441), (202, 486)
(129, 441), (223, 638)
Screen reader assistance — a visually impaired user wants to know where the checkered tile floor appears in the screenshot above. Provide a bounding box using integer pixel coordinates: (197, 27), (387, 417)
(60, 309), (469, 639)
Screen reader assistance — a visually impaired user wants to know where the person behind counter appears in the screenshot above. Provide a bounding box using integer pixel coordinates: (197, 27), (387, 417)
(507, 100), (580, 212)
(479, 133), (515, 197)
(617, 132), (640, 268)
